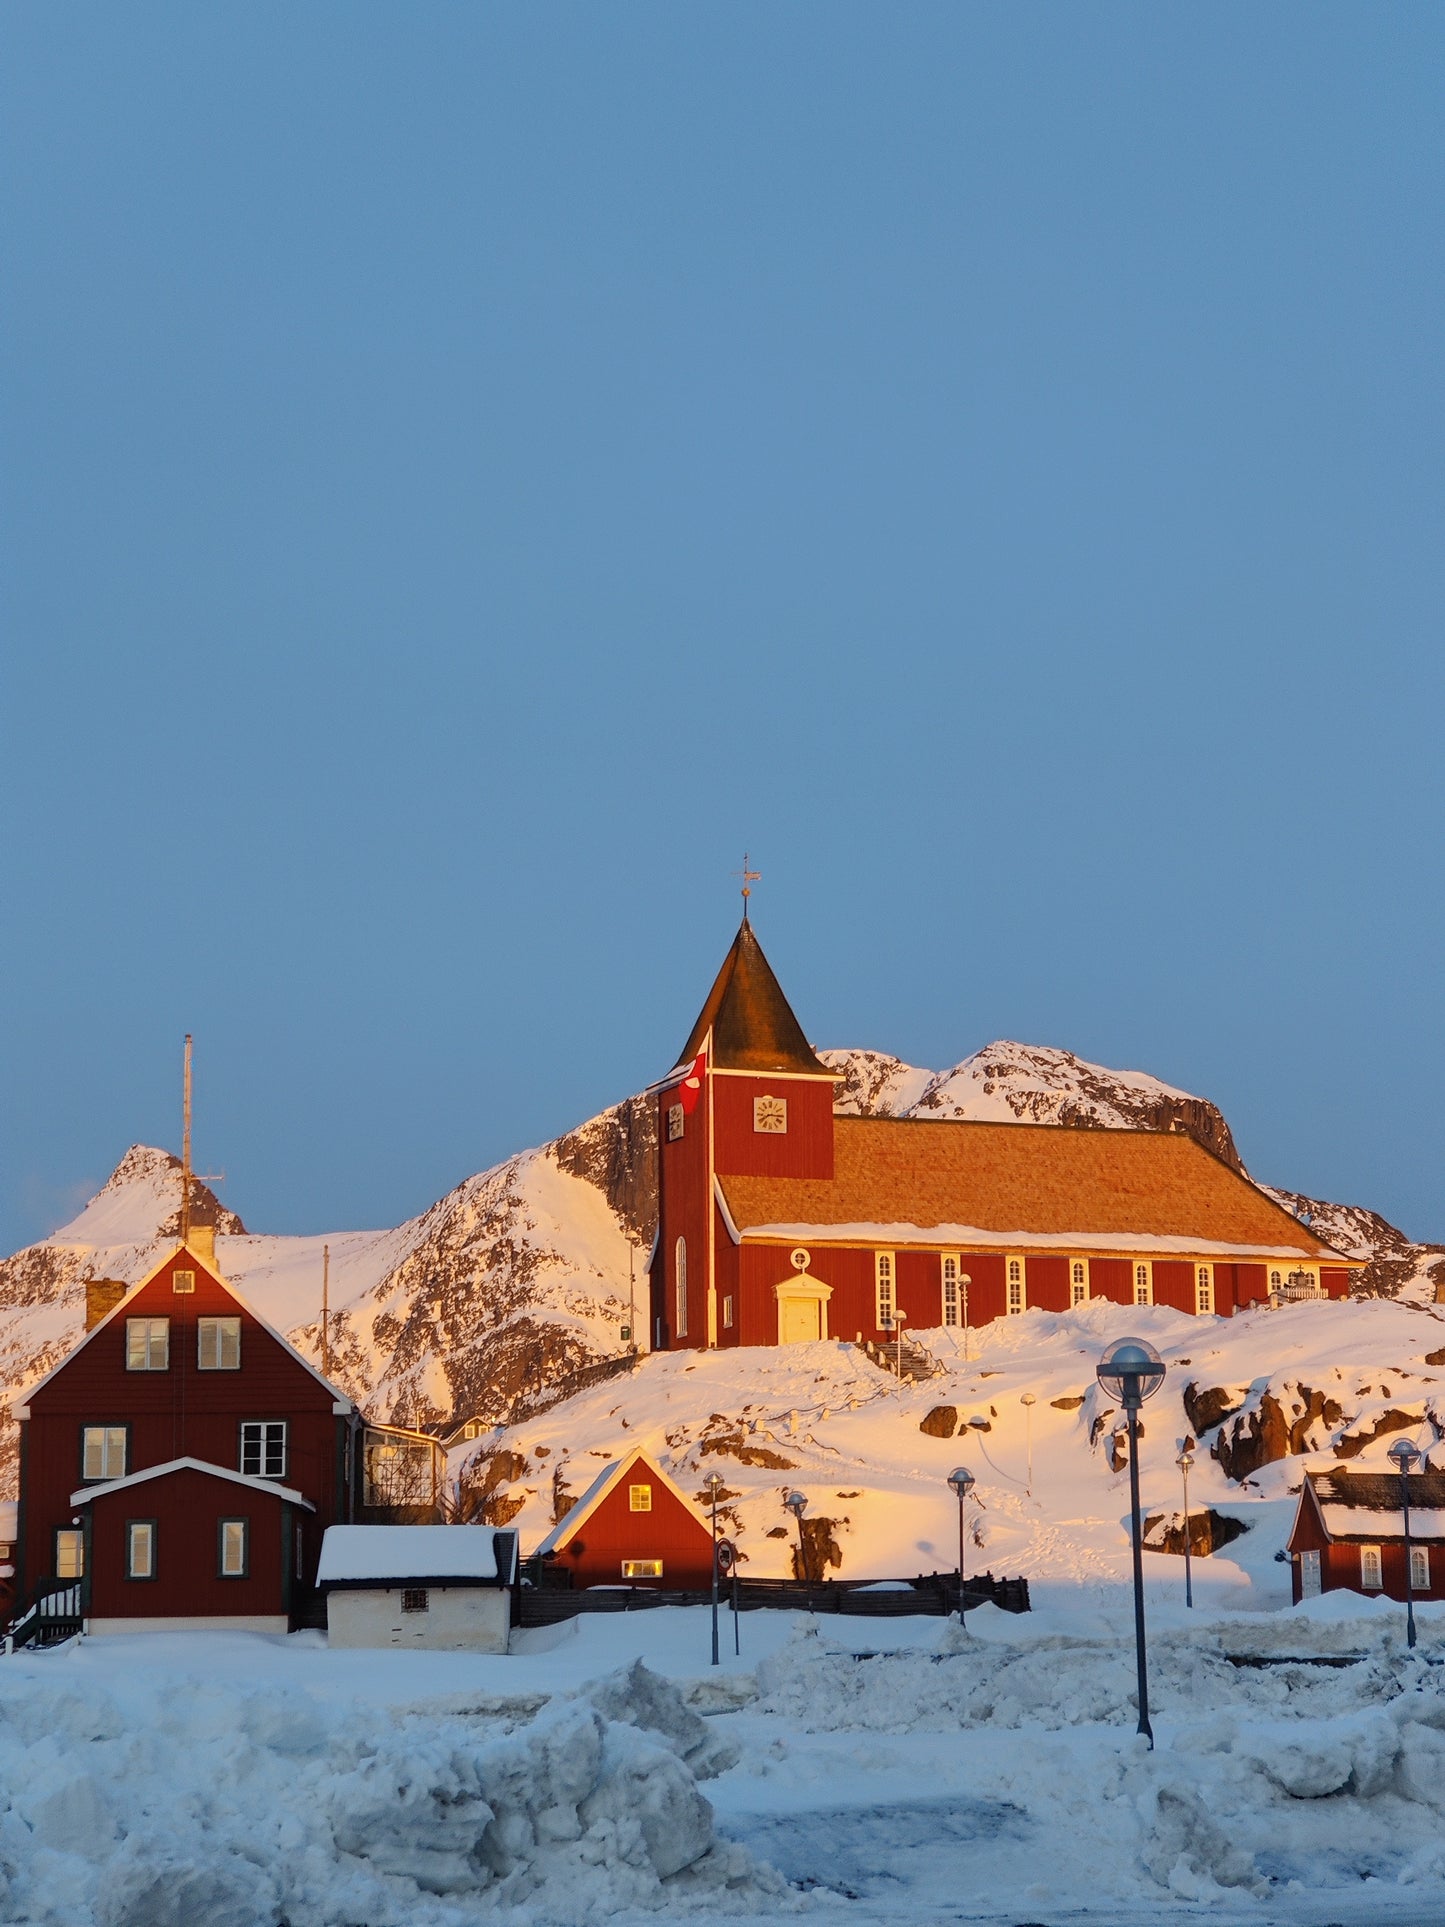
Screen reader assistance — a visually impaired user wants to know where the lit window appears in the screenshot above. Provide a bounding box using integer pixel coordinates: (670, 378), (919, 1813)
(1006, 1258), (1026, 1315)
(219, 1518), (248, 1578)
(1411, 1545), (1430, 1591)
(666, 1104), (684, 1142)
(722, 1294), (734, 1329)
(55, 1528), (84, 1580)
(622, 1559), (663, 1579)
(1269, 1269), (1283, 1291)
(875, 1252), (895, 1329)
(1196, 1265), (1214, 1315)
(1070, 1260), (1089, 1307)
(942, 1255), (960, 1327)
(127, 1521), (156, 1580)
(674, 1238), (688, 1339)
(1134, 1263), (1153, 1307)
(82, 1426), (127, 1481)
(241, 1421), (287, 1479)
(1360, 1544), (1383, 1590)
(753, 1095), (787, 1134)
(401, 1588), (428, 1613)
(198, 1316), (241, 1370)
(629, 1484), (653, 1512)
(172, 1269), (195, 1295)
(126, 1318), (169, 1371)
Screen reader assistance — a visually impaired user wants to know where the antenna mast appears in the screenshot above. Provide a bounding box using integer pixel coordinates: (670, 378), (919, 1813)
(181, 1034), (193, 1245)
(322, 1243), (331, 1376)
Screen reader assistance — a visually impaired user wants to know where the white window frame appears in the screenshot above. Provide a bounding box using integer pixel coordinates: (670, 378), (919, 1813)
(219, 1518), (248, 1578)
(674, 1237), (688, 1339)
(126, 1318), (169, 1371)
(198, 1316), (241, 1371)
(127, 1520), (156, 1580)
(1410, 1545), (1430, 1591)
(1070, 1259), (1089, 1307)
(1133, 1261), (1153, 1307)
(1195, 1264), (1214, 1315)
(1006, 1256), (1026, 1315)
(1299, 1548), (1322, 1597)
(82, 1425), (127, 1482)
(172, 1269), (195, 1295)
(629, 1483), (652, 1513)
(722, 1294), (734, 1330)
(875, 1251), (895, 1329)
(1360, 1544), (1383, 1590)
(55, 1528), (85, 1580)
(241, 1421), (288, 1480)
(666, 1104), (684, 1142)
(941, 1254), (961, 1327)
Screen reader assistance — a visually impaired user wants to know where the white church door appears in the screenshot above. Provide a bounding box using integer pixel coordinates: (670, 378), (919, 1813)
(779, 1294), (822, 1345)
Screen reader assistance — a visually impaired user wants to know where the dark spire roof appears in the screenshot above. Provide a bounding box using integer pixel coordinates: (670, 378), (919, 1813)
(675, 921), (831, 1076)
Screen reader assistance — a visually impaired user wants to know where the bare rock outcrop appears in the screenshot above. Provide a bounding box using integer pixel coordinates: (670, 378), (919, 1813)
(1143, 1509), (1249, 1556)
(1211, 1387), (1344, 1481)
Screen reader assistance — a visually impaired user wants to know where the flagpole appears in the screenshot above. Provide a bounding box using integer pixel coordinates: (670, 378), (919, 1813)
(705, 1029), (718, 1349)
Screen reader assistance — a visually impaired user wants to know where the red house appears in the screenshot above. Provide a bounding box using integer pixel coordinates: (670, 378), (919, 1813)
(532, 1448), (716, 1589)
(12, 1240), (360, 1636)
(650, 916), (1361, 1352)
(1286, 1465), (1445, 1605)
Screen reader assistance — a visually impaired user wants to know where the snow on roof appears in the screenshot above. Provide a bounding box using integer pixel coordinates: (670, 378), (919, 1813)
(70, 1456), (314, 1510)
(532, 1447), (705, 1559)
(317, 1525), (514, 1585)
(1306, 1467), (1445, 1541)
(732, 1220), (1337, 1261)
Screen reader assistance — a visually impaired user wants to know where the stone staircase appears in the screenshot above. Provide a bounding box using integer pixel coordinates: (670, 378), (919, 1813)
(856, 1333), (944, 1383)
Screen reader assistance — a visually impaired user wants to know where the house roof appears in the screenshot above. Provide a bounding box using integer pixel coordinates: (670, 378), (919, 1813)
(317, 1524), (516, 1587)
(13, 1241), (358, 1420)
(532, 1447), (709, 1559)
(71, 1456), (314, 1510)
(718, 1116), (1354, 1261)
(674, 920), (831, 1077)
(1302, 1466), (1445, 1542)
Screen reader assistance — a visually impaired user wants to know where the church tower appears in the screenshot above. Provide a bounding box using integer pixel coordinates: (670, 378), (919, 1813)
(650, 915), (836, 1349)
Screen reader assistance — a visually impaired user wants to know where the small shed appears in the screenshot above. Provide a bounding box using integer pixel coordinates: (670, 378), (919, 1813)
(532, 1448), (716, 1590)
(1287, 1465), (1445, 1604)
(318, 1525), (518, 1652)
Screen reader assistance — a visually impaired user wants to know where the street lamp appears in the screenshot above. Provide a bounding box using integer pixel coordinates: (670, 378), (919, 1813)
(960, 1274), (971, 1364)
(784, 1489), (810, 1585)
(1097, 1336), (1167, 1747)
(1021, 1393), (1037, 1497)
(1176, 1445), (1195, 1610)
(947, 1465), (976, 1623)
(1387, 1437), (1421, 1650)
(705, 1471), (724, 1665)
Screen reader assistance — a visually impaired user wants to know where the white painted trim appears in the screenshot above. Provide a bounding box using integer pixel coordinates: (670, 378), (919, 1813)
(532, 1447), (704, 1559)
(874, 1250), (895, 1329)
(705, 1067), (840, 1084)
(1132, 1260), (1153, 1307)
(713, 1177), (742, 1245)
(71, 1455), (314, 1511)
(1069, 1257), (1091, 1305)
(1005, 1255), (1027, 1314)
(722, 1218), (1351, 1264)
(1195, 1262), (1214, 1315)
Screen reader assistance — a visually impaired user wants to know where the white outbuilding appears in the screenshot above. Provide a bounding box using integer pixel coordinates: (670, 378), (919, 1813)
(317, 1525), (518, 1652)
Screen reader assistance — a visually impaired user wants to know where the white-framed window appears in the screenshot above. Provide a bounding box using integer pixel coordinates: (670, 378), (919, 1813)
(198, 1316), (241, 1370)
(1196, 1264), (1214, 1315)
(875, 1252), (895, 1328)
(55, 1528), (85, 1580)
(942, 1255), (961, 1327)
(1360, 1544), (1383, 1590)
(1133, 1263), (1153, 1307)
(219, 1518), (248, 1579)
(172, 1269), (195, 1295)
(401, 1588), (428, 1613)
(1006, 1257), (1026, 1315)
(125, 1318), (169, 1371)
(241, 1421), (287, 1479)
(629, 1483), (653, 1512)
(127, 1520), (156, 1580)
(753, 1095), (787, 1134)
(622, 1559), (663, 1579)
(1269, 1268), (1283, 1292)
(666, 1103), (684, 1142)
(1411, 1545), (1430, 1591)
(1070, 1260), (1089, 1307)
(674, 1237), (688, 1338)
(82, 1425), (127, 1481)
(722, 1294), (734, 1329)
(1299, 1549), (1322, 1597)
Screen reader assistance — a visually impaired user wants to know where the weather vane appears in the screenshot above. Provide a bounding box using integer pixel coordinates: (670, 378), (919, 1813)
(733, 852), (761, 919)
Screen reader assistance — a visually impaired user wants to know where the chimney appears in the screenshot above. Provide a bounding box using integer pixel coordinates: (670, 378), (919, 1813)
(187, 1223), (217, 1268)
(85, 1278), (127, 1331)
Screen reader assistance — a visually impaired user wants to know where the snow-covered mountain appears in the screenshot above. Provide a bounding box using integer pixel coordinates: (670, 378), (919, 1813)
(0, 1043), (1436, 1504)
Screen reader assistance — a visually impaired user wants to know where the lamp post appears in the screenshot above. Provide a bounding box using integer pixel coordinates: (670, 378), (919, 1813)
(706, 1471), (724, 1665)
(1020, 1393), (1037, 1497)
(960, 1274), (971, 1364)
(716, 1536), (739, 1655)
(1176, 1445), (1195, 1609)
(948, 1465), (976, 1623)
(895, 1310), (908, 1381)
(785, 1489), (810, 1587)
(1387, 1437), (1421, 1650)
(1097, 1336), (1167, 1747)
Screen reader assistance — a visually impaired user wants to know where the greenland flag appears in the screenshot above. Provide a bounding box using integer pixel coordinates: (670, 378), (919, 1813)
(678, 1050), (707, 1114)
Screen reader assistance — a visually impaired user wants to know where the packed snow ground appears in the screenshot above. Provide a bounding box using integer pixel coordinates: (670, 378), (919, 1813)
(5, 1597), (1445, 1926)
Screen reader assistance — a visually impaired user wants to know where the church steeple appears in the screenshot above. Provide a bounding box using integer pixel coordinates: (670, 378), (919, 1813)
(675, 920), (829, 1076)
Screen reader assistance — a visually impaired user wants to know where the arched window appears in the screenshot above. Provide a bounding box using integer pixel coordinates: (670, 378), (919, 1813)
(1070, 1260), (1088, 1307)
(1134, 1262), (1152, 1306)
(941, 1254), (960, 1326)
(1006, 1256), (1026, 1314)
(674, 1237), (688, 1339)
(875, 1252), (894, 1328)
(1196, 1265), (1214, 1315)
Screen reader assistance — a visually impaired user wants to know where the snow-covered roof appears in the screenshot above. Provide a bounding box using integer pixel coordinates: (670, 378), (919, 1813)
(317, 1525), (515, 1586)
(532, 1447), (705, 1559)
(1304, 1468), (1445, 1542)
(70, 1456), (314, 1510)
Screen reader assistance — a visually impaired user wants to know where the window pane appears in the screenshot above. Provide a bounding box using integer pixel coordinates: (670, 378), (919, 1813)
(629, 1484), (652, 1512)
(56, 1529), (85, 1579)
(199, 1318), (241, 1370)
(221, 1520), (247, 1577)
(126, 1318), (168, 1370)
(128, 1522), (154, 1579)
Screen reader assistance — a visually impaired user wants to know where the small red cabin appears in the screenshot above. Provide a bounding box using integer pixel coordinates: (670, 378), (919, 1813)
(1287, 1465), (1445, 1605)
(533, 1449), (716, 1590)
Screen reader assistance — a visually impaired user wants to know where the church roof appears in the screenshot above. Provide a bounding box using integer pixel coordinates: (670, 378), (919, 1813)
(1303, 1467), (1445, 1542)
(675, 920), (831, 1076)
(718, 1116), (1355, 1261)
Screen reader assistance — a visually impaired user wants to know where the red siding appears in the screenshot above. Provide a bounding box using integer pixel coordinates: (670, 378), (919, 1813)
(553, 1462), (715, 1589)
(84, 1465), (296, 1621)
(1088, 1258), (1133, 1306)
(655, 1083), (711, 1350)
(1235, 1263), (1268, 1310)
(1024, 1254), (1069, 1314)
(1152, 1260), (1195, 1315)
(712, 1076), (835, 1179)
(1321, 1268), (1351, 1301)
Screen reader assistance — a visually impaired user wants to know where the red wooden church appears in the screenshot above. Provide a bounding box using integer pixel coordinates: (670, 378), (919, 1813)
(649, 916), (1360, 1353)
(10, 1239), (421, 1637)
(532, 1448), (715, 1589)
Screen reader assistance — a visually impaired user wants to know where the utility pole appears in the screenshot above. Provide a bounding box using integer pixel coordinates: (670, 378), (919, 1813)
(322, 1244), (331, 1377)
(181, 1034), (193, 1245)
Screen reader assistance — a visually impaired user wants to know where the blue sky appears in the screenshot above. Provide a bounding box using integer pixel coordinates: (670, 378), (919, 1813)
(4, 7), (1442, 1250)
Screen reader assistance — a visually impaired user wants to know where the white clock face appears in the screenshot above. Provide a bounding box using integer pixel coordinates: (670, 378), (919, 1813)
(753, 1095), (788, 1135)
